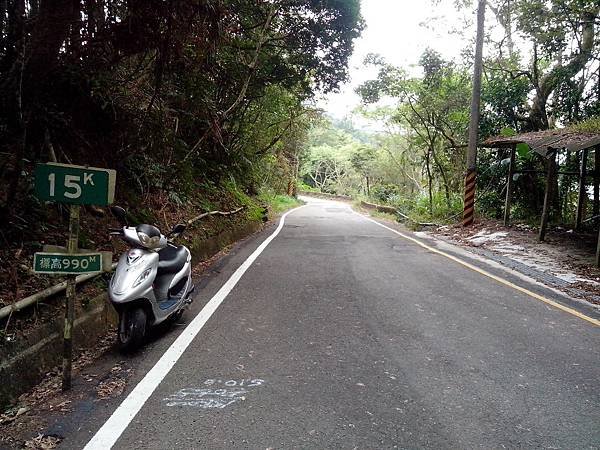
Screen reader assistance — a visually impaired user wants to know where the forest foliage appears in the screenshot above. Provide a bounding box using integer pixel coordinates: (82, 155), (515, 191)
(3, 0), (600, 233)
(302, 0), (600, 226)
(0, 0), (363, 235)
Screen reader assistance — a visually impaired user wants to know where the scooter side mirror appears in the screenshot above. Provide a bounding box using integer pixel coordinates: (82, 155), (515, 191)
(110, 206), (129, 226)
(169, 223), (186, 237)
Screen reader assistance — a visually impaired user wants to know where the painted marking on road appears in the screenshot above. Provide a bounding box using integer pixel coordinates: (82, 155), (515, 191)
(164, 388), (246, 409)
(355, 212), (600, 327)
(83, 206), (305, 450)
(163, 379), (265, 409)
(202, 378), (265, 387)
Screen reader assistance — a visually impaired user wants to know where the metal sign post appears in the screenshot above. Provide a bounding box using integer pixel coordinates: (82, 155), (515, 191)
(33, 162), (116, 391)
(63, 205), (79, 390)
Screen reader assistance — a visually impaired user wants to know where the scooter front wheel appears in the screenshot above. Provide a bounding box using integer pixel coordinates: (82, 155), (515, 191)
(118, 307), (146, 352)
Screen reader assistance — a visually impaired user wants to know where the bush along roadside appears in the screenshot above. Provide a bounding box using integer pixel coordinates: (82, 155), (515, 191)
(259, 193), (304, 215)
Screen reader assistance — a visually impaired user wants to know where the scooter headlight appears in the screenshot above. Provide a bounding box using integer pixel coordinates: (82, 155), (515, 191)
(137, 231), (161, 249)
(133, 268), (152, 288)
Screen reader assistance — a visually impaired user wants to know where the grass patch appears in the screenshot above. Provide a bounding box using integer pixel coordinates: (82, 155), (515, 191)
(370, 211), (398, 222)
(298, 182), (319, 193)
(259, 193), (304, 214)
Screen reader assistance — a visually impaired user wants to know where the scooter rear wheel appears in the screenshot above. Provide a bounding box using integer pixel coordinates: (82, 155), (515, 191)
(118, 307), (146, 352)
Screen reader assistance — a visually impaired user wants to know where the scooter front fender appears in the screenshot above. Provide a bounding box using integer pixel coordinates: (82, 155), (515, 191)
(109, 250), (158, 303)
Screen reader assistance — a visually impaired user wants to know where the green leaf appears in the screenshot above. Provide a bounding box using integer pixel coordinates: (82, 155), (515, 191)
(516, 143), (531, 159)
(500, 127), (516, 137)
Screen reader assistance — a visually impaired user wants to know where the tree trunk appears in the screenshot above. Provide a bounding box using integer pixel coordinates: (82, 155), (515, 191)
(3, 0), (25, 71)
(24, 0), (74, 79)
(292, 156), (299, 197)
(431, 145), (451, 208)
(70, 0), (81, 53)
(30, 0), (39, 16)
(84, 0), (105, 37)
(0, 0), (7, 42)
(45, 128), (58, 162)
(489, 0), (514, 58)
(2, 0), (26, 218)
(5, 121), (27, 218)
(505, 0), (514, 58)
(84, 0), (96, 39)
(286, 154), (295, 197)
(527, 6), (599, 131)
(425, 150), (433, 214)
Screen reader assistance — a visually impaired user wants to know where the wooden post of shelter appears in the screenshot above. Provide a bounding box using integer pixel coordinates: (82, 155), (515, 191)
(596, 227), (600, 267)
(539, 150), (557, 242)
(594, 146), (600, 217)
(504, 144), (516, 226)
(576, 148), (588, 230)
(596, 147), (600, 268)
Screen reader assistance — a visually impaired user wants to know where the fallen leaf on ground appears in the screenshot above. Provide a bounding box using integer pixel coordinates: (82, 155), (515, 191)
(23, 434), (62, 449)
(96, 378), (126, 399)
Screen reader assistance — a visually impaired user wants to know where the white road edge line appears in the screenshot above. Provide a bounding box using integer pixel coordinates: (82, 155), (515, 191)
(83, 205), (306, 450)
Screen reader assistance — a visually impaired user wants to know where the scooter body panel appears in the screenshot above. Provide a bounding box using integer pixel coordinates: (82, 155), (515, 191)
(109, 249), (158, 300)
(163, 248), (192, 292)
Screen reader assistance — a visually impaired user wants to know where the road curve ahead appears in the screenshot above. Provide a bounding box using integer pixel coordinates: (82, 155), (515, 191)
(82, 197), (599, 449)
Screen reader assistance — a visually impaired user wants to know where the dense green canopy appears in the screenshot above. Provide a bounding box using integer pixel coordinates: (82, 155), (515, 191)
(0, 0), (363, 222)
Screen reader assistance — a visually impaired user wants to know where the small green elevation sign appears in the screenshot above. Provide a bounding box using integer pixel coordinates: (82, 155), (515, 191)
(33, 252), (103, 275)
(34, 162), (116, 206)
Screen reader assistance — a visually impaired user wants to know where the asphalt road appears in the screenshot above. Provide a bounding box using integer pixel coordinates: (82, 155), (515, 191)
(70, 197), (599, 449)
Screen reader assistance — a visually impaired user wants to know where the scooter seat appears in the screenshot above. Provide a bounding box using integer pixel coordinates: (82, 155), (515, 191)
(157, 245), (188, 274)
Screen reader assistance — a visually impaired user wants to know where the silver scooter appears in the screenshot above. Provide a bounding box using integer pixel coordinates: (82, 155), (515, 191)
(108, 206), (194, 352)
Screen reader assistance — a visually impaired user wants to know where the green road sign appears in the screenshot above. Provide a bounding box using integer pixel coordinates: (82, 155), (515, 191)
(34, 162), (116, 206)
(42, 246), (113, 272)
(33, 252), (103, 275)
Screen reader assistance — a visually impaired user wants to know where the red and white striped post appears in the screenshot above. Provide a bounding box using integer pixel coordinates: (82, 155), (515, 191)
(462, 0), (486, 227)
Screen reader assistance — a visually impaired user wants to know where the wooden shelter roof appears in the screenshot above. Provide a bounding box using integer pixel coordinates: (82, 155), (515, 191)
(482, 129), (600, 157)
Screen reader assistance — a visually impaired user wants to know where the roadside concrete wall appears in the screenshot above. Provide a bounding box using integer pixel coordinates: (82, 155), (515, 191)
(0, 292), (117, 408)
(359, 200), (398, 214)
(298, 191), (352, 201)
(190, 220), (263, 261)
(299, 191), (398, 213)
(0, 218), (264, 408)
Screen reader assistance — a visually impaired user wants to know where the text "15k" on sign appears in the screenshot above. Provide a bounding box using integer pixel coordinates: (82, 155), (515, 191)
(34, 162), (116, 206)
